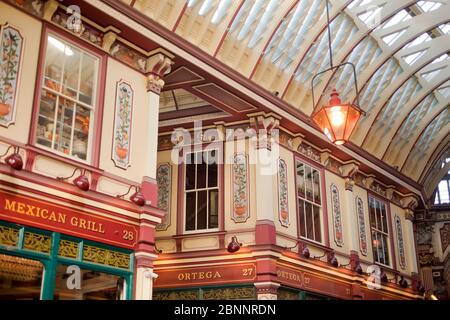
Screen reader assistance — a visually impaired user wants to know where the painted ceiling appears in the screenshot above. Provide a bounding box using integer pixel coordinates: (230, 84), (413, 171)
(121, 0), (450, 190)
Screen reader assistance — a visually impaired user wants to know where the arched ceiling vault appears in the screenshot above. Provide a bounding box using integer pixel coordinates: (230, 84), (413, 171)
(123, 0), (450, 188)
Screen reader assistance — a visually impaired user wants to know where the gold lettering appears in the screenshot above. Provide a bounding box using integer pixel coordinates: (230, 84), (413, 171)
(98, 224), (105, 234)
(58, 213), (66, 224)
(214, 271), (221, 279)
(198, 272), (204, 280)
(4, 199), (16, 211)
(178, 273), (184, 281)
(70, 217), (78, 227)
(48, 211), (57, 222)
(40, 209), (48, 219)
(79, 219), (87, 229)
(17, 202), (25, 214)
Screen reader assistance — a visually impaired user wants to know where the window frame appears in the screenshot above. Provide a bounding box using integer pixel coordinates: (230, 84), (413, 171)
(179, 144), (224, 235)
(367, 195), (393, 268)
(30, 25), (106, 166)
(294, 157), (325, 245)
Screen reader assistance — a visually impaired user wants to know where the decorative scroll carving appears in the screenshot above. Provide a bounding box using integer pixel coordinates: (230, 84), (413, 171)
(8, 0), (43, 16)
(278, 158), (290, 227)
(83, 245), (130, 269)
(249, 113), (280, 150)
(330, 184), (344, 246)
(440, 223), (450, 254)
(298, 143), (321, 163)
(356, 197), (368, 256)
(112, 80), (133, 169)
(203, 287), (256, 300)
(156, 163), (172, 231)
(58, 239), (78, 259)
(146, 52), (174, 94)
(0, 225), (19, 247)
(232, 153), (249, 223)
(0, 24), (23, 127)
(395, 215), (406, 269)
(23, 232), (51, 253)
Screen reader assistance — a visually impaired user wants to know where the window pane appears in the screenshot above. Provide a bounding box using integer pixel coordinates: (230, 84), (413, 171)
(207, 151), (218, 188)
(208, 190), (219, 229)
(196, 152), (207, 189)
(372, 230), (380, 263)
(37, 89), (57, 148)
(79, 54), (96, 105)
(185, 153), (195, 190)
(0, 254), (43, 300)
(296, 162), (305, 198)
(55, 98), (75, 156)
(197, 190), (207, 230)
(313, 205), (321, 242)
(380, 203), (388, 233)
(382, 234), (390, 266)
(305, 166), (313, 202)
(54, 265), (124, 300)
(185, 192), (196, 231)
(313, 169), (321, 204)
(305, 201), (313, 239)
(298, 199), (306, 237)
(62, 47), (81, 100)
(44, 36), (65, 92)
(369, 198), (376, 229)
(73, 105), (90, 160)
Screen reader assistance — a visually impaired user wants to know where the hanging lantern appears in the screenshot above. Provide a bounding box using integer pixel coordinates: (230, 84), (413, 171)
(310, 0), (365, 145)
(312, 89), (363, 145)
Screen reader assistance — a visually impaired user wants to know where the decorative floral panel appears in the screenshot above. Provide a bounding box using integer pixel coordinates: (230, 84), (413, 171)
(58, 239), (79, 259)
(156, 163), (172, 231)
(440, 223), (450, 254)
(203, 287), (256, 300)
(356, 197), (368, 256)
(330, 184), (344, 246)
(23, 232), (51, 253)
(395, 215), (406, 269)
(153, 290), (199, 300)
(83, 245), (130, 269)
(112, 80), (133, 169)
(0, 225), (19, 247)
(278, 158), (289, 227)
(0, 24), (23, 127)
(232, 153), (249, 223)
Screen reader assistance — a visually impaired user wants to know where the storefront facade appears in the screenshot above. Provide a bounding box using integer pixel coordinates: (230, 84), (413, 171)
(0, 0), (443, 300)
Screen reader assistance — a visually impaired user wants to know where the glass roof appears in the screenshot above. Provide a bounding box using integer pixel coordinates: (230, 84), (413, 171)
(124, 0), (450, 184)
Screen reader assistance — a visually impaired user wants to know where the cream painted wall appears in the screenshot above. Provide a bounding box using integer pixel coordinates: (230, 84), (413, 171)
(353, 185), (374, 264)
(274, 146), (298, 238)
(324, 170), (351, 254)
(100, 58), (153, 183)
(155, 149), (178, 238)
(0, 3), (41, 142)
(390, 203), (414, 273)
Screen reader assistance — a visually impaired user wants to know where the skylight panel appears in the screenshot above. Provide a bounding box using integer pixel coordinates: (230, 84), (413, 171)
(439, 23), (450, 35)
(417, 1), (443, 12)
(382, 10), (412, 29)
(403, 50), (426, 65)
(358, 6), (382, 26)
(421, 68), (445, 81)
(382, 29), (406, 46)
(237, 0), (265, 41)
(199, 0), (215, 16)
(432, 53), (450, 64)
(404, 33), (432, 49)
(211, 0), (232, 24)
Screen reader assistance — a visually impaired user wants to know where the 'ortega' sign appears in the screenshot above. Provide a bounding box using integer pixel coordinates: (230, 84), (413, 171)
(0, 189), (138, 249)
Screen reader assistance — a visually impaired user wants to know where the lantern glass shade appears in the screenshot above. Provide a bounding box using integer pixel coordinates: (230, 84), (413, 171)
(312, 89), (362, 145)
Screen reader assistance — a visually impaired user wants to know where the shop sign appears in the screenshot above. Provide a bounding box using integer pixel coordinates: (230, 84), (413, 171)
(155, 263), (256, 288)
(276, 265), (303, 289)
(0, 190), (138, 249)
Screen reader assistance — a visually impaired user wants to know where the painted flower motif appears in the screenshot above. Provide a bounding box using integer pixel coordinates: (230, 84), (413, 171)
(278, 159), (289, 227)
(356, 197), (368, 256)
(0, 25), (23, 126)
(113, 81), (133, 168)
(232, 154), (249, 222)
(156, 164), (171, 231)
(331, 184), (343, 246)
